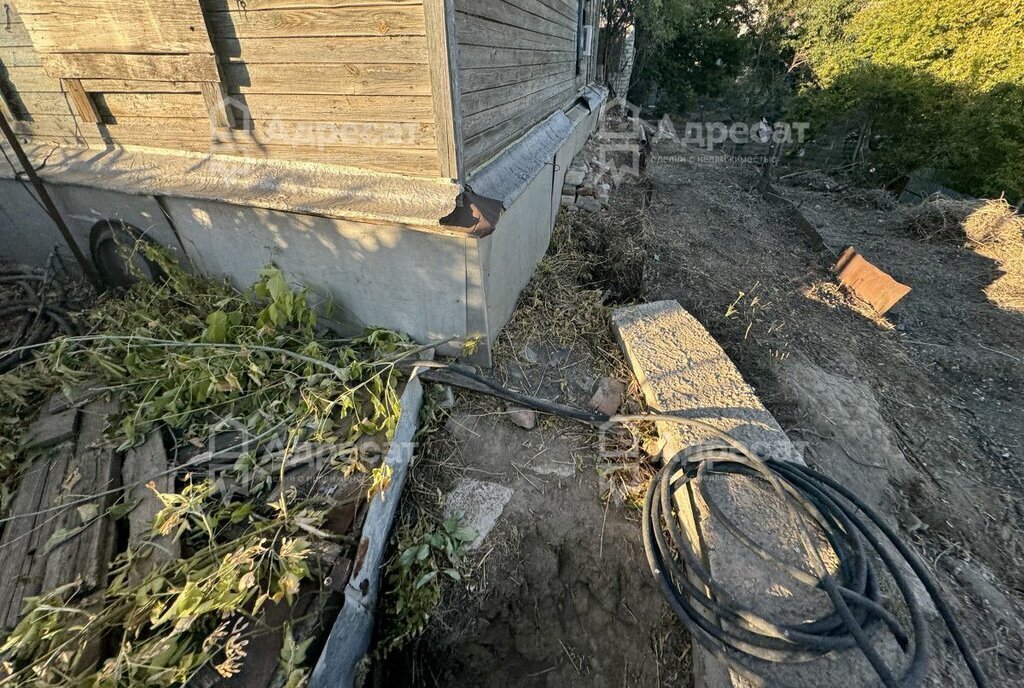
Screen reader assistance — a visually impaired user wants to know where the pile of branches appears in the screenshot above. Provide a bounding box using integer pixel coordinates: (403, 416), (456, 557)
(0, 260), (79, 374)
(0, 246), (421, 687)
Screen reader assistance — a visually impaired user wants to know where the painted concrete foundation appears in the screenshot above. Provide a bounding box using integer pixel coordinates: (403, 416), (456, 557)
(0, 95), (604, 364)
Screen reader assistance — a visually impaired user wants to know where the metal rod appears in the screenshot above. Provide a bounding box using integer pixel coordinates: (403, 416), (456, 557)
(0, 109), (102, 290)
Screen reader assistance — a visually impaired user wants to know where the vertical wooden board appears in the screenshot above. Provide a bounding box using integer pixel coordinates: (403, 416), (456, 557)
(423, 0), (459, 178)
(0, 404), (79, 629)
(15, 0), (216, 54)
(42, 399), (120, 594)
(0, 454), (54, 628)
(123, 432), (179, 582)
(200, 81), (234, 130)
(62, 78), (100, 123)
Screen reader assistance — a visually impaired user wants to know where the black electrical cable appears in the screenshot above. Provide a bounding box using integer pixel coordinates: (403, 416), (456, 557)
(414, 362), (989, 687)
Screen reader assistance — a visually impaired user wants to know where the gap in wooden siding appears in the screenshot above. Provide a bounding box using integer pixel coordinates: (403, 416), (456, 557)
(455, 0), (584, 170)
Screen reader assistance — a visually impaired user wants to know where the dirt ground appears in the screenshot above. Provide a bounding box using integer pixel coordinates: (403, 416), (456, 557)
(642, 141), (1024, 685)
(377, 137), (1023, 687)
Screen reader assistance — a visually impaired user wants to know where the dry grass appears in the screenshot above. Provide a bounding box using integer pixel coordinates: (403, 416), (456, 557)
(894, 195), (1024, 311)
(493, 188), (650, 378)
(893, 195), (1024, 247)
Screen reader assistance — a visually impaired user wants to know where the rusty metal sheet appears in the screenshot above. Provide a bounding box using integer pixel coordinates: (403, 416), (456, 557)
(833, 247), (911, 315)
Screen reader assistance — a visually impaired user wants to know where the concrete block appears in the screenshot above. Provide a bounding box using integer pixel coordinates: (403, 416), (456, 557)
(444, 478), (513, 551)
(560, 194), (577, 207)
(564, 167), (587, 187)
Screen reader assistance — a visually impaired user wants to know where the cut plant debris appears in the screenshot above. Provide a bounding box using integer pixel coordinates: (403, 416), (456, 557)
(0, 245), (424, 687)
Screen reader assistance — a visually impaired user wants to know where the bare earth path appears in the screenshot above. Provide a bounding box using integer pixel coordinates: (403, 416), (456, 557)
(643, 142), (1024, 686)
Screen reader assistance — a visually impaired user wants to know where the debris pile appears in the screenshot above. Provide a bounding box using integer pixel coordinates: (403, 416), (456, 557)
(893, 194), (1024, 248)
(0, 261), (80, 373)
(560, 155), (613, 212)
(0, 246), (419, 687)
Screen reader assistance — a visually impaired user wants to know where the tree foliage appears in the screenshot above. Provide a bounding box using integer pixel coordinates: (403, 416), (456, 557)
(791, 0), (1024, 199)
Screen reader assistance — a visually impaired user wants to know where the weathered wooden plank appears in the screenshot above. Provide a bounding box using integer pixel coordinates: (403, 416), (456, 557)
(458, 44), (572, 70)
(1, 89), (76, 120)
(96, 92), (207, 119)
(462, 73), (575, 134)
(23, 407), (80, 449)
(2, 65), (61, 93)
(0, 45), (41, 67)
(62, 78), (100, 123)
(238, 119), (438, 148)
(12, 114), (437, 147)
(242, 93), (435, 122)
(22, 136), (443, 175)
(212, 139), (440, 169)
(81, 79), (200, 94)
(0, 439), (68, 629)
(15, 0), (216, 54)
(3, 443), (75, 630)
(460, 59), (574, 97)
(459, 0), (575, 41)
(464, 82), (576, 167)
(503, 0), (577, 32)
(200, 81), (234, 130)
(214, 35), (429, 64)
(42, 398), (120, 594)
(122, 432), (179, 582)
(225, 62), (431, 96)
(203, 0), (424, 8)
(423, 0), (459, 177)
(41, 53), (220, 82)
(519, 0), (578, 24)
(455, 11), (575, 50)
(207, 7), (426, 39)
(0, 11), (33, 48)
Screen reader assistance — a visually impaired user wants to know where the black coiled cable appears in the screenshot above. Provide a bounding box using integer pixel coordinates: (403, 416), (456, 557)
(413, 362), (988, 686)
(644, 442), (989, 687)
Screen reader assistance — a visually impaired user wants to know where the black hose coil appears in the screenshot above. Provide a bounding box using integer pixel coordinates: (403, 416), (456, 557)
(644, 442), (988, 688)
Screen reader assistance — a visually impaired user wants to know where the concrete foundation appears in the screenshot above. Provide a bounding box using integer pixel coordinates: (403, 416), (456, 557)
(0, 93), (605, 364)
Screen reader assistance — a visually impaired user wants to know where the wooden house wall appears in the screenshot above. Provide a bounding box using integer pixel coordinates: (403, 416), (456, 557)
(455, 0), (598, 172)
(0, 1), (442, 178)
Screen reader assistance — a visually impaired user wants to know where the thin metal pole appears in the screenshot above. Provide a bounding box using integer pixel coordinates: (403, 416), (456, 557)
(0, 109), (102, 290)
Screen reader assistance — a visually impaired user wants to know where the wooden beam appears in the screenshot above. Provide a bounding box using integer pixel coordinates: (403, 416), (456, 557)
(423, 0), (461, 179)
(61, 78), (100, 123)
(200, 81), (235, 130)
(15, 0), (216, 54)
(41, 53), (220, 82)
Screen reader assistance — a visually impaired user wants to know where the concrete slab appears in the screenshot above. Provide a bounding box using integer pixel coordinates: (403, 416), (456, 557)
(612, 300), (902, 688)
(444, 478), (513, 551)
(613, 300), (798, 462)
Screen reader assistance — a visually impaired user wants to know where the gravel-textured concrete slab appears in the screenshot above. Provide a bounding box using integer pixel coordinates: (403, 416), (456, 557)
(445, 478), (514, 551)
(613, 300), (901, 688)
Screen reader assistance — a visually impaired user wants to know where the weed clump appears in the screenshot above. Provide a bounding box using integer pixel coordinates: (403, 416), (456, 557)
(0, 246), (419, 686)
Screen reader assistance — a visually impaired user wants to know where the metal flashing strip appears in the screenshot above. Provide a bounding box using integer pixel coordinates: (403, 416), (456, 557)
(465, 110), (573, 211)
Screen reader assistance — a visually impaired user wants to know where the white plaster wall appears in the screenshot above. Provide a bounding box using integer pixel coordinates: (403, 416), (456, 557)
(0, 180), (186, 272)
(0, 178), (67, 267)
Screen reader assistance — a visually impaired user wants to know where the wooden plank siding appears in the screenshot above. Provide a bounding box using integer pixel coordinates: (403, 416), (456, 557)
(0, 0), (448, 178)
(455, 0), (595, 170)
